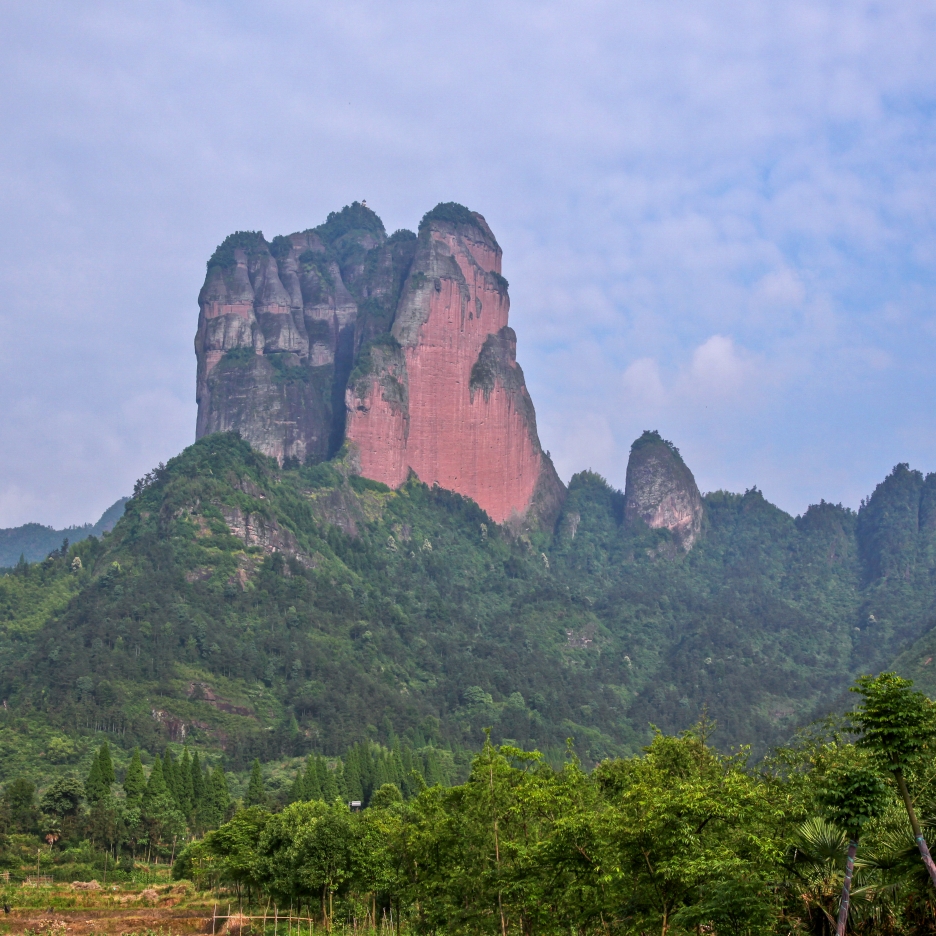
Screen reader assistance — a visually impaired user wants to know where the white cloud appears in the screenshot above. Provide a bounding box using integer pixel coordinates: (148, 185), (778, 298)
(755, 269), (806, 310)
(685, 336), (752, 400)
(621, 357), (666, 410)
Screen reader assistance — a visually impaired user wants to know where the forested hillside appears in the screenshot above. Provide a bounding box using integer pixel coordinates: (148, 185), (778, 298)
(2, 434), (936, 792)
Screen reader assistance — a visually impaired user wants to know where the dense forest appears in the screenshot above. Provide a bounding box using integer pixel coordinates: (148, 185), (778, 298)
(5, 674), (936, 934)
(169, 675), (936, 936)
(4, 432), (936, 786)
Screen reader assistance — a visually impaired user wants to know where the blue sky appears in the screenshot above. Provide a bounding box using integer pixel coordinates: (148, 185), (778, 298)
(1, 0), (935, 527)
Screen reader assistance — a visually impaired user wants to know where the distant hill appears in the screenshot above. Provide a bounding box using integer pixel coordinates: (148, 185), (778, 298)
(0, 498), (128, 567)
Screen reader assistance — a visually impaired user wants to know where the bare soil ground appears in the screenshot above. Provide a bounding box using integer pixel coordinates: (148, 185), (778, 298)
(0, 906), (212, 936)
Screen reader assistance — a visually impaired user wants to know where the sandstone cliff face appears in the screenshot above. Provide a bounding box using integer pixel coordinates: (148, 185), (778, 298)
(195, 203), (564, 529)
(623, 431), (703, 550)
(195, 208), (416, 465)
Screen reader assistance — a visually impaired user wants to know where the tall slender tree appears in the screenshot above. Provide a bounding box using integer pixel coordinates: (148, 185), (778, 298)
(819, 759), (889, 936)
(123, 748), (146, 805)
(178, 749), (194, 818)
(85, 754), (107, 804)
(852, 672), (936, 888)
(163, 750), (180, 806)
(207, 764), (231, 826)
(98, 743), (116, 786)
(245, 759), (267, 807)
(190, 752), (206, 824)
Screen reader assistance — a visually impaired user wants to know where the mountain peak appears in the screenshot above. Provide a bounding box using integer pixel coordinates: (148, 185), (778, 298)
(194, 203), (564, 529)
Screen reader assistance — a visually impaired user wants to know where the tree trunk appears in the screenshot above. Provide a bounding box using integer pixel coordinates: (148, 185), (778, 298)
(895, 769), (936, 888)
(489, 765), (507, 936)
(836, 839), (858, 936)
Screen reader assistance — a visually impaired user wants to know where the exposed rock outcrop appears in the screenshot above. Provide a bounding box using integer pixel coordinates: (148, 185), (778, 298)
(220, 505), (312, 566)
(345, 207), (563, 527)
(623, 431), (703, 550)
(195, 202), (564, 529)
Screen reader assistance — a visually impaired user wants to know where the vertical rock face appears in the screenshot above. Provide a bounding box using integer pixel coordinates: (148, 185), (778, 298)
(856, 463), (936, 584)
(195, 206), (416, 466)
(623, 431), (703, 550)
(195, 202), (564, 529)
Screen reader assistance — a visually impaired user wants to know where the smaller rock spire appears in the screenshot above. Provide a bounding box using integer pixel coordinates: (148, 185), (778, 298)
(623, 430), (703, 550)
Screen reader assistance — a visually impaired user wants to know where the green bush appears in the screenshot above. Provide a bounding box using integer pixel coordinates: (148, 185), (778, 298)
(207, 232), (267, 271)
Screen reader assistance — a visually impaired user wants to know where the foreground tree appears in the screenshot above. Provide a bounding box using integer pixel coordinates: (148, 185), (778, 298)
(595, 729), (779, 936)
(852, 672), (936, 888)
(819, 758), (890, 935)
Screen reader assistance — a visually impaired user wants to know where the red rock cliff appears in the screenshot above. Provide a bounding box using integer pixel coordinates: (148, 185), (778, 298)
(195, 203), (564, 530)
(345, 206), (563, 527)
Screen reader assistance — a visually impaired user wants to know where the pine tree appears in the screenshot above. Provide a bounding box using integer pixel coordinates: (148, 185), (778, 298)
(178, 749), (194, 817)
(190, 752), (206, 820)
(390, 750), (405, 789)
(322, 759), (339, 801)
(289, 767), (307, 804)
(214, 766), (230, 816)
(344, 746), (363, 801)
(143, 755), (168, 806)
(314, 756), (329, 796)
(423, 748), (440, 786)
(400, 746), (421, 799)
(85, 753), (107, 804)
(163, 750), (179, 806)
(245, 759), (266, 807)
(123, 748), (146, 805)
(98, 743), (116, 786)
(141, 755), (184, 847)
(200, 765), (214, 824)
(375, 748), (388, 787)
(305, 756), (323, 800)
(201, 765), (230, 828)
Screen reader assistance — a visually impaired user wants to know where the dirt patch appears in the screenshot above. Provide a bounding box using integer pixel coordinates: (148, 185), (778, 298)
(221, 913), (251, 936)
(0, 907), (211, 936)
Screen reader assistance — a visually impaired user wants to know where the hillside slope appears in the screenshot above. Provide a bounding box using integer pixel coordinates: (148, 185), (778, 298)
(2, 436), (936, 783)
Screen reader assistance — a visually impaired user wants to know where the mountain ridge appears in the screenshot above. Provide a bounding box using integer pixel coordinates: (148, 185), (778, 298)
(0, 498), (128, 568)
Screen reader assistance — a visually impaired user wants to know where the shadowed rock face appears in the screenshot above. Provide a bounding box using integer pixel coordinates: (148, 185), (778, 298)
(194, 206), (415, 466)
(195, 202), (564, 530)
(623, 431), (703, 550)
